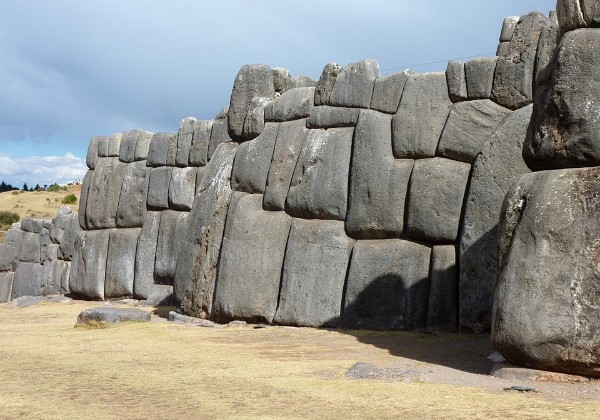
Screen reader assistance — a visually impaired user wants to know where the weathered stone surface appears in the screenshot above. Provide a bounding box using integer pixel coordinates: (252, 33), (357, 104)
(78, 170), (92, 229)
(493, 167), (600, 377)
(557, 0), (586, 31)
(155, 210), (188, 285)
(0, 272), (13, 303)
(446, 61), (468, 103)
(174, 143), (238, 318)
(189, 120), (212, 166)
(243, 97), (271, 140)
(69, 229), (109, 300)
(459, 105), (532, 333)
(50, 206), (72, 243)
(437, 100), (511, 163)
(195, 167), (206, 194)
(0, 243), (16, 272)
(393, 72), (452, 158)
(105, 228), (140, 299)
(406, 158), (470, 243)
(491, 362), (591, 383)
(174, 117), (195, 167)
(263, 119), (308, 211)
(119, 129), (153, 163)
(582, 0), (600, 26)
(426, 245), (458, 332)
(11, 262), (43, 299)
(274, 219), (354, 327)
(85, 157), (127, 229)
(292, 75), (316, 88)
(491, 12), (550, 110)
(346, 109), (413, 239)
(46, 243), (59, 261)
(76, 307), (151, 327)
(341, 240), (431, 330)
(168, 167), (197, 211)
(496, 42), (511, 56)
(42, 260), (70, 295)
(134, 130), (153, 161)
(86, 137), (99, 169)
(18, 232), (41, 263)
(329, 59), (380, 108)
(40, 227), (50, 263)
(465, 57), (497, 100)
(116, 161), (149, 227)
(212, 194), (292, 323)
(59, 214), (80, 261)
(208, 118), (233, 160)
(265, 87), (314, 122)
(286, 127), (353, 220)
(500, 16), (520, 41)
(272, 67), (293, 94)
(307, 106), (359, 128)
(314, 63), (343, 106)
(107, 133), (122, 157)
(146, 167), (173, 210)
(97, 136), (109, 157)
(525, 29), (600, 170)
(167, 131), (178, 166)
(370, 71), (410, 114)
(231, 123), (279, 194)
(133, 211), (160, 300)
(21, 218), (44, 233)
(228, 64), (275, 141)
(146, 132), (174, 167)
(534, 11), (560, 87)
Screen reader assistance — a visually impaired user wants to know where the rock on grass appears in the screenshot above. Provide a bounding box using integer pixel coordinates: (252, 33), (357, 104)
(76, 306), (151, 328)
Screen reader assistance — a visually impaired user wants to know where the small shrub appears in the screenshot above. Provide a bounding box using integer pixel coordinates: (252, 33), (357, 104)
(47, 183), (65, 192)
(11, 191), (19, 195)
(0, 211), (20, 226)
(61, 194), (77, 205)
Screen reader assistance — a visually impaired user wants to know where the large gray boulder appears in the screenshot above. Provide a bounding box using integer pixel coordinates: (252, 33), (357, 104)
(76, 307), (151, 327)
(0, 243), (16, 272)
(243, 97), (271, 139)
(370, 71), (410, 114)
(59, 213), (80, 261)
(212, 194), (292, 323)
(155, 210), (188, 285)
(307, 106), (359, 128)
(146, 167), (173, 210)
(85, 157), (127, 229)
(189, 120), (213, 166)
(146, 133), (174, 167)
(272, 67), (293, 95)
(119, 129), (153, 163)
(465, 57), (497, 100)
(105, 228), (140, 299)
(556, 0), (586, 31)
(341, 239), (431, 330)
(208, 118), (233, 160)
(18, 231), (41, 263)
(493, 167), (600, 377)
(116, 161), (149, 227)
(134, 211), (161, 300)
(525, 29), (600, 170)
(78, 170), (92, 229)
(286, 127), (353, 220)
(393, 72), (452, 158)
(20, 218), (44, 233)
(314, 63), (343, 106)
(97, 136), (110, 157)
(406, 158), (470, 243)
(329, 59), (380, 108)
(168, 167), (197, 211)
(500, 16), (520, 42)
(175, 117), (195, 167)
(264, 87), (314, 122)
(107, 132), (122, 157)
(491, 12), (550, 110)
(437, 100), (511, 163)
(42, 260), (70, 295)
(0, 272), (13, 303)
(263, 119), (308, 211)
(69, 229), (109, 300)
(230, 122), (279, 194)
(446, 61), (468, 103)
(173, 143), (238, 318)
(426, 245), (458, 332)
(346, 109), (413, 239)
(11, 262), (43, 299)
(86, 137), (99, 169)
(582, 0), (600, 26)
(459, 105), (532, 332)
(228, 64), (275, 141)
(274, 219), (354, 327)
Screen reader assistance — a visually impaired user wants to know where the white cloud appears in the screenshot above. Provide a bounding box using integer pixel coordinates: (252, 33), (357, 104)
(0, 153), (87, 187)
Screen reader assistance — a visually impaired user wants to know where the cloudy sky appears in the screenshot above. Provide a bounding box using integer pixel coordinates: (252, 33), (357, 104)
(0, 0), (555, 187)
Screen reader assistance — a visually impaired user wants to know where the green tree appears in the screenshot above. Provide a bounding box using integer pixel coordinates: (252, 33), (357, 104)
(22, 183), (28, 191)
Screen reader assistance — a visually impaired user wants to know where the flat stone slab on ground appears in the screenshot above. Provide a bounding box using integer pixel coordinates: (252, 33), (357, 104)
(76, 306), (151, 327)
(491, 362), (590, 383)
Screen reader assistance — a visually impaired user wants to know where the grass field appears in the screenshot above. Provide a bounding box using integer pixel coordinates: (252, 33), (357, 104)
(0, 301), (599, 419)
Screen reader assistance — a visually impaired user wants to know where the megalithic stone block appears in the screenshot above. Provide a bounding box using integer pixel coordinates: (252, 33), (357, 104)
(329, 59), (380, 108)
(427, 245), (458, 333)
(491, 12), (550, 110)
(189, 120), (213, 167)
(147, 132), (175, 167)
(212, 193), (292, 323)
(85, 157), (128, 229)
(499, 16), (519, 42)
(446, 61), (468, 103)
(556, 0), (586, 31)
(243, 97), (271, 140)
(228, 64), (275, 141)
(40, 227), (50, 263)
(231, 122), (279, 194)
(437, 99), (511, 163)
(582, 0), (600, 26)
(168, 167), (197, 211)
(176, 117), (196, 167)
(116, 161), (150, 227)
(107, 132), (123, 157)
(370, 70), (411, 114)
(173, 142), (238, 318)
(341, 239), (431, 330)
(97, 136), (109, 157)
(393, 72), (452, 158)
(0, 272), (13, 303)
(146, 167), (173, 210)
(105, 228), (140, 299)
(534, 11), (560, 88)
(314, 63), (343, 106)
(42, 260), (69, 296)
(119, 129), (153, 163)
(50, 206), (72, 244)
(307, 106), (359, 129)
(406, 158), (471, 243)
(11, 262), (43, 299)
(459, 105), (532, 333)
(155, 210), (188, 285)
(465, 57), (497, 100)
(78, 170), (93, 229)
(166, 133), (178, 166)
(133, 211), (160, 300)
(274, 218), (355, 327)
(286, 127), (353, 220)
(346, 109), (413, 239)
(272, 67), (293, 95)
(493, 167), (600, 377)
(263, 119), (308, 211)
(20, 218), (44, 233)
(264, 87), (314, 122)
(292, 75), (316, 88)
(69, 229), (109, 300)
(208, 118), (233, 161)
(60, 213), (80, 261)
(18, 231), (41, 263)
(0, 244), (16, 272)
(86, 137), (99, 169)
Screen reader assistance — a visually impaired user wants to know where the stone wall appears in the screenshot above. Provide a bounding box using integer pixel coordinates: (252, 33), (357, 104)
(0, 10), (552, 334)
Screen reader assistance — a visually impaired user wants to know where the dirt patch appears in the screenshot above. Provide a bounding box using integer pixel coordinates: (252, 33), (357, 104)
(0, 301), (599, 419)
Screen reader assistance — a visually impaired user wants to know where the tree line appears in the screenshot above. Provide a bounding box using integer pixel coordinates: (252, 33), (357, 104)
(0, 181), (69, 193)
